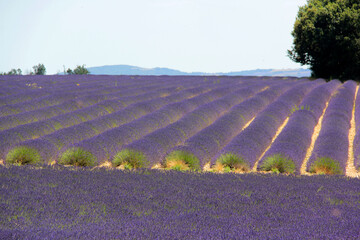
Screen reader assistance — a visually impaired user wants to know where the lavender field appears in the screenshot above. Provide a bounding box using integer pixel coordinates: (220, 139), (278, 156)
(0, 75), (360, 176)
(1, 166), (360, 239)
(1, 75), (360, 239)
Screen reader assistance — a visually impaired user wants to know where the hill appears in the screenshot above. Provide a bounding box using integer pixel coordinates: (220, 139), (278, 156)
(87, 64), (311, 77)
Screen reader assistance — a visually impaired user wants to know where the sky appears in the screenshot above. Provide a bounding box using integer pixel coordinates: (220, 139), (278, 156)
(0, 0), (308, 74)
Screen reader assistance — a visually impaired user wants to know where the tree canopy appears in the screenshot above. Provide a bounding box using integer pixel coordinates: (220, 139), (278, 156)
(288, 0), (360, 80)
(73, 65), (89, 75)
(32, 63), (46, 75)
(65, 65), (89, 75)
(0, 68), (22, 75)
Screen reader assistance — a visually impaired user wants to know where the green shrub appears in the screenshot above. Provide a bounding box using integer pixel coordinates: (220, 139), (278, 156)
(165, 151), (200, 171)
(6, 146), (41, 165)
(59, 148), (96, 167)
(309, 157), (343, 175)
(216, 153), (250, 172)
(260, 154), (295, 174)
(112, 149), (148, 169)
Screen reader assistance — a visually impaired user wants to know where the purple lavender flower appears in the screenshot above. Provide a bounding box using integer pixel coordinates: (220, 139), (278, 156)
(122, 82), (290, 168)
(73, 83), (252, 164)
(259, 80), (341, 173)
(1, 166), (359, 239)
(216, 79), (324, 170)
(307, 80), (357, 174)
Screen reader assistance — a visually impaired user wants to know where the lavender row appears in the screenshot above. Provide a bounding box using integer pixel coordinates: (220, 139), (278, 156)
(259, 80), (341, 173)
(10, 83), (241, 163)
(0, 78), (211, 130)
(71, 83), (263, 164)
(2, 166), (359, 239)
(0, 77), (118, 106)
(0, 78), (185, 117)
(215, 79), (324, 169)
(352, 83), (360, 169)
(0, 84), (215, 160)
(120, 83), (285, 167)
(0, 74), (188, 109)
(0, 74), (244, 115)
(164, 84), (294, 168)
(307, 80), (357, 173)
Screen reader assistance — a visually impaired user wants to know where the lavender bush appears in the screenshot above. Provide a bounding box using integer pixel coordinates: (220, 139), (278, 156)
(119, 82), (279, 168)
(1, 166), (359, 239)
(1, 84), (211, 162)
(73, 83), (250, 164)
(259, 80), (341, 173)
(215, 79), (324, 170)
(307, 80), (357, 174)
(165, 83), (292, 169)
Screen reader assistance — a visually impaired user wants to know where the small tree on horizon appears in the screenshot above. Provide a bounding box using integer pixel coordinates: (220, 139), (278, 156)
(73, 65), (89, 75)
(66, 68), (74, 75)
(32, 63), (46, 75)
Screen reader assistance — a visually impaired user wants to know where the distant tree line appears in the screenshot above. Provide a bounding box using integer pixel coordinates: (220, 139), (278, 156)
(0, 68), (22, 75)
(1, 63), (89, 75)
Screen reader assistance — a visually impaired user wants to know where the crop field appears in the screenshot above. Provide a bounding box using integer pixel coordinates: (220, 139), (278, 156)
(1, 75), (360, 239)
(0, 75), (360, 176)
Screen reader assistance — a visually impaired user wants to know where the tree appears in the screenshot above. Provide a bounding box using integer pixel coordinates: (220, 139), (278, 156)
(1, 68), (22, 75)
(73, 65), (89, 75)
(66, 68), (74, 75)
(32, 63), (46, 75)
(288, 0), (360, 80)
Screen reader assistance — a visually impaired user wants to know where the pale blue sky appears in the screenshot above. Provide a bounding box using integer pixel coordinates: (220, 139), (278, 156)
(0, 0), (307, 74)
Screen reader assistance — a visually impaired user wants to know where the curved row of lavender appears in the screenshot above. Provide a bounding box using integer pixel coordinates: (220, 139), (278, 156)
(215, 79), (324, 169)
(114, 82), (289, 167)
(0, 83), (211, 160)
(160, 83), (294, 168)
(0, 77), (212, 131)
(0, 75), (205, 118)
(259, 80), (342, 173)
(5, 83), (225, 162)
(3, 75), (343, 171)
(352, 85), (360, 169)
(2, 166), (360, 239)
(0, 83), (169, 130)
(306, 80), (357, 173)
(71, 82), (269, 164)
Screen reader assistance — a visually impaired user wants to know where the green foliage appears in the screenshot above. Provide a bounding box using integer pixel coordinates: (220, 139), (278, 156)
(1, 68), (22, 75)
(309, 157), (343, 175)
(112, 149), (148, 169)
(73, 65), (89, 75)
(165, 151), (201, 171)
(6, 146), (41, 165)
(260, 154), (295, 174)
(59, 148), (96, 167)
(216, 153), (250, 172)
(291, 105), (312, 114)
(288, 0), (360, 80)
(66, 68), (74, 75)
(65, 65), (89, 75)
(32, 63), (46, 75)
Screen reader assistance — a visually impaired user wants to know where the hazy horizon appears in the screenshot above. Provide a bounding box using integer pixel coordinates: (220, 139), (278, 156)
(1, 0), (308, 74)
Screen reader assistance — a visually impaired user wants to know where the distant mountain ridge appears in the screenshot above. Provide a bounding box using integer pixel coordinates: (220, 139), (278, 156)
(87, 64), (311, 77)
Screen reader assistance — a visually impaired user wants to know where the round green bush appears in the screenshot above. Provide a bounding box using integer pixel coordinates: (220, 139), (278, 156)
(59, 148), (96, 167)
(260, 154), (295, 174)
(112, 149), (148, 169)
(309, 157), (343, 175)
(217, 153), (250, 172)
(6, 146), (41, 165)
(165, 150), (200, 171)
